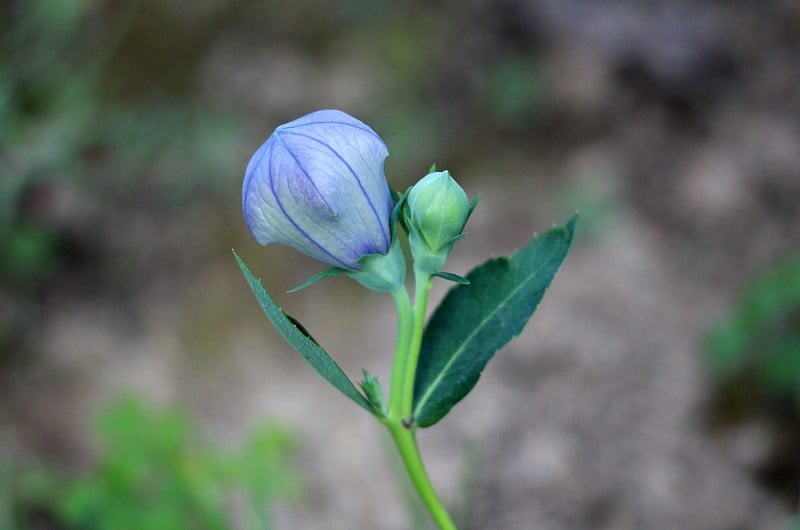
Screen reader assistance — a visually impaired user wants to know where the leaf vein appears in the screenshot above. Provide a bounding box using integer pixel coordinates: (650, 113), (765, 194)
(413, 240), (563, 418)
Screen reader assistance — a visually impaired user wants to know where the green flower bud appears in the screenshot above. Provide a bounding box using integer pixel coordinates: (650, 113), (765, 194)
(405, 170), (472, 273)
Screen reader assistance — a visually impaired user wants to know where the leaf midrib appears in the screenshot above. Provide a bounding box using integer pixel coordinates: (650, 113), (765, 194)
(413, 241), (561, 419)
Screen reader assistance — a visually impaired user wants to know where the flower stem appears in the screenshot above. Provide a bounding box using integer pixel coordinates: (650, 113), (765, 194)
(388, 287), (413, 421)
(403, 268), (433, 419)
(387, 422), (457, 530)
(386, 273), (456, 530)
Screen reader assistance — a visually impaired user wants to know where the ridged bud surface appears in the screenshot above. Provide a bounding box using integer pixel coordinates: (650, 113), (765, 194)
(242, 110), (392, 270)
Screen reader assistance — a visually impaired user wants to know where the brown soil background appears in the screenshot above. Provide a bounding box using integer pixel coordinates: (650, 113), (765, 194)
(2, 1), (799, 528)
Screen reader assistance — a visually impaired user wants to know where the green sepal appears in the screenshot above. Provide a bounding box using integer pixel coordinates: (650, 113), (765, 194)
(394, 188), (411, 235)
(360, 369), (386, 416)
(390, 188), (410, 240)
(347, 236), (407, 293)
(446, 233), (467, 245)
(466, 194), (480, 221)
(234, 251), (381, 418)
(412, 216), (576, 427)
(431, 271), (470, 285)
(428, 163), (437, 172)
(288, 191), (410, 294)
(287, 267), (348, 293)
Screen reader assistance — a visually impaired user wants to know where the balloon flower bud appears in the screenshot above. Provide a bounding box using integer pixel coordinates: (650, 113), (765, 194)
(242, 109), (393, 271)
(405, 170), (472, 273)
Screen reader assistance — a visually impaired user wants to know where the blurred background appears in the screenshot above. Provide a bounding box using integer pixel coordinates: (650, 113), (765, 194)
(1, 0), (799, 528)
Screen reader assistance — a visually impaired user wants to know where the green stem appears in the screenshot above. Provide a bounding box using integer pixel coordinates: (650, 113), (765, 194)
(388, 286), (413, 421)
(386, 271), (456, 529)
(403, 268), (433, 419)
(388, 422), (457, 530)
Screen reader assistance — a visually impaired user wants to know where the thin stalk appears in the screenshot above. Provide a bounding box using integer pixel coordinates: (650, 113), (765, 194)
(388, 423), (456, 530)
(401, 268), (433, 420)
(388, 286), (414, 422)
(385, 271), (456, 529)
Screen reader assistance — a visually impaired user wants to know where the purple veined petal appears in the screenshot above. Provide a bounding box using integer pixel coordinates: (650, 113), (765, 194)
(242, 110), (393, 270)
(279, 110), (392, 243)
(278, 130), (391, 249)
(244, 137), (355, 269)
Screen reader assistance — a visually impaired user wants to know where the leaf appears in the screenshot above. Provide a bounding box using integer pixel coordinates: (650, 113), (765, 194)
(393, 187), (411, 235)
(432, 271), (470, 285)
(359, 369), (386, 415)
(413, 216), (576, 427)
(466, 194), (480, 221)
(234, 251), (380, 418)
(287, 267), (347, 293)
(285, 315), (320, 345)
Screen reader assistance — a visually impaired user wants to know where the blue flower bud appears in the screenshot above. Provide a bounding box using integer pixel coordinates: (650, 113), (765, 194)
(242, 110), (393, 271)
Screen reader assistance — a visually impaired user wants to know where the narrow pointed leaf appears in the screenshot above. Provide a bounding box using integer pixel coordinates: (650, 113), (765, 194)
(234, 251), (380, 418)
(360, 369), (386, 415)
(413, 216), (576, 427)
(390, 188), (409, 239)
(287, 267), (347, 293)
(466, 194), (480, 220)
(285, 315), (320, 345)
(432, 271), (470, 285)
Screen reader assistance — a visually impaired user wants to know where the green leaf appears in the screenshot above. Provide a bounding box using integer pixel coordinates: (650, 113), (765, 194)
(287, 267), (347, 293)
(393, 187), (411, 236)
(234, 251), (381, 418)
(360, 369), (386, 415)
(466, 194), (480, 221)
(431, 271), (470, 285)
(413, 216), (576, 427)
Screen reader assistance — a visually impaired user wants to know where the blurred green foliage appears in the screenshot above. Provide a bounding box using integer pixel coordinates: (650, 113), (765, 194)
(7, 397), (299, 530)
(0, 0), (244, 285)
(705, 257), (800, 415)
(478, 54), (545, 130)
(1, 0), (248, 358)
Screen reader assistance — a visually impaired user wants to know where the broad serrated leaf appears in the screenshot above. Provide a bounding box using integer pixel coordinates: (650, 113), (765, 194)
(413, 216), (576, 427)
(234, 251), (380, 418)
